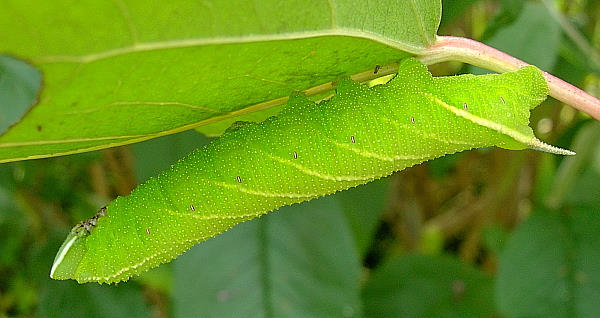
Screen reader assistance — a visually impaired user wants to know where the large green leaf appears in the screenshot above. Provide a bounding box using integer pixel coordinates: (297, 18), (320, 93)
(547, 121), (600, 209)
(362, 254), (494, 318)
(173, 196), (361, 318)
(486, 2), (560, 70)
(470, 1), (561, 75)
(0, 55), (40, 134)
(337, 178), (389, 257)
(496, 209), (600, 318)
(49, 59), (567, 284)
(38, 281), (150, 318)
(0, 0), (441, 162)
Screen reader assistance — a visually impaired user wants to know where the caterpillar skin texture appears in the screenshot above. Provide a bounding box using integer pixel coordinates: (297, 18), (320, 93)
(51, 58), (564, 283)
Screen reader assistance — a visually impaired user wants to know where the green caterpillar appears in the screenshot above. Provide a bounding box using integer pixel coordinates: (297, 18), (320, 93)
(50, 58), (570, 283)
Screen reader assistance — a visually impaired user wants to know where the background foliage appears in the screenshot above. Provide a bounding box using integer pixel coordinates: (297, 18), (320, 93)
(0, 0), (599, 317)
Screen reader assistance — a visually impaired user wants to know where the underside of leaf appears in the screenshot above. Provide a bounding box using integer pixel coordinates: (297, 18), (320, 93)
(0, 0), (442, 162)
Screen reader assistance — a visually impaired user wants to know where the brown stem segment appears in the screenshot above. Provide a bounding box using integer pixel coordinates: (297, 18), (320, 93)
(418, 36), (600, 121)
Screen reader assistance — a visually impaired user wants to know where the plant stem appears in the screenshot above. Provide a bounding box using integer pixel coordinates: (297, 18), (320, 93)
(418, 36), (600, 121)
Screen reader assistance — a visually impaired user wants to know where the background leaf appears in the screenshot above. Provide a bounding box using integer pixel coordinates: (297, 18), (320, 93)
(480, 0), (525, 40)
(38, 281), (150, 318)
(0, 0), (441, 162)
(362, 254), (494, 318)
(547, 121), (600, 209)
(495, 209), (600, 318)
(337, 178), (390, 257)
(0, 56), (40, 134)
(471, 2), (561, 74)
(172, 196), (361, 318)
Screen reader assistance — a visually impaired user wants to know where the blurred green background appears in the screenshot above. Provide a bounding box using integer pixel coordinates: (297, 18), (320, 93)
(1, 0), (599, 317)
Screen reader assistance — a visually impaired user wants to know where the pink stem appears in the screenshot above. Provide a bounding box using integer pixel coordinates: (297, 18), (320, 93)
(418, 36), (600, 121)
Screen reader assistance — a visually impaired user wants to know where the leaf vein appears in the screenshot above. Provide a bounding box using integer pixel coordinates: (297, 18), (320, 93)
(58, 101), (224, 115)
(112, 0), (139, 44)
(408, 0), (432, 45)
(33, 30), (426, 64)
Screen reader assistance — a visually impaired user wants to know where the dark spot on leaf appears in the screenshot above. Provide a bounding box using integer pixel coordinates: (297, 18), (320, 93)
(374, 65), (381, 74)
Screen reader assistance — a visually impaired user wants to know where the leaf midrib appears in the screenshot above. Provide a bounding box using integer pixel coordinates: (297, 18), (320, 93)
(33, 29), (431, 64)
(409, 0), (432, 45)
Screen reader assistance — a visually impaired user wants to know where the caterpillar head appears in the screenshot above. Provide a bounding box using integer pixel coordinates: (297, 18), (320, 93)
(50, 207), (107, 280)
